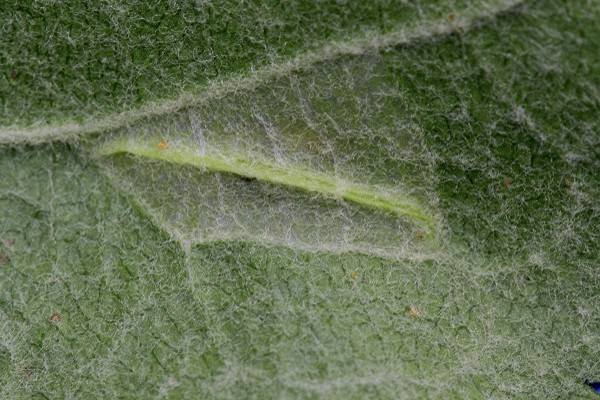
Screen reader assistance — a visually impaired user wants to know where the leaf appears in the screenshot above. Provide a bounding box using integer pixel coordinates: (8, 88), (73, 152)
(1, 0), (599, 399)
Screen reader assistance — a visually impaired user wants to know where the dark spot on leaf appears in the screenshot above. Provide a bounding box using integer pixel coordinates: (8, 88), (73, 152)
(33, 210), (47, 220)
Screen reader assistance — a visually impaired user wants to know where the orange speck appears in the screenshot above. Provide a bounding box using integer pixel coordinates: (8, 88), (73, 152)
(503, 178), (512, 188)
(51, 313), (61, 323)
(409, 306), (420, 317)
(157, 141), (169, 150)
(350, 271), (358, 279)
(447, 14), (456, 22)
(415, 231), (424, 240)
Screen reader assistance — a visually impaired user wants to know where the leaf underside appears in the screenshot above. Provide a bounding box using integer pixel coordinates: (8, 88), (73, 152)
(1, 0), (599, 399)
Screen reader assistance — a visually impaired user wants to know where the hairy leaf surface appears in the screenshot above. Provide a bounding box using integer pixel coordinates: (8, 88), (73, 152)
(0, 0), (599, 398)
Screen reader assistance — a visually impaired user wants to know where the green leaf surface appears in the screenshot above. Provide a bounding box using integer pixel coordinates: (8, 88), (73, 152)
(1, 0), (599, 398)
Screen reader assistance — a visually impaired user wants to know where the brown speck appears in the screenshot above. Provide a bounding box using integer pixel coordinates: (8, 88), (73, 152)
(50, 313), (61, 323)
(350, 271), (358, 279)
(0, 252), (9, 264)
(503, 178), (512, 188)
(4, 238), (14, 247)
(157, 141), (169, 150)
(10, 68), (19, 80)
(409, 306), (420, 317)
(24, 367), (34, 378)
(448, 14), (456, 22)
(564, 178), (571, 185)
(415, 231), (424, 240)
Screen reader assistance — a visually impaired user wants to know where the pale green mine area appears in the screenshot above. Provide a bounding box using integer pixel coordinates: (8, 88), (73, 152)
(99, 140), (438, 234)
